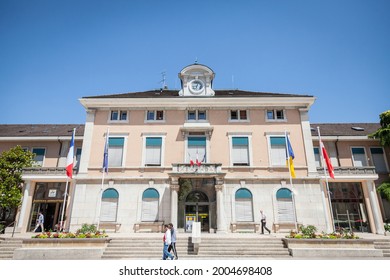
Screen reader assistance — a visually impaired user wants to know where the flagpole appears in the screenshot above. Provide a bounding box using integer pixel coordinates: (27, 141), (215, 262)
(60, 128), (76, 232)
(317, 126), (335, 233)
(96, 128), (109, 230)
(60, 178), (69, 231)
(285, 131), (298, 232)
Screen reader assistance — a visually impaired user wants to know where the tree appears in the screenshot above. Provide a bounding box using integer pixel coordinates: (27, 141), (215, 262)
(369, 110), (390, 146)
(0, 146), (34, 222)
(369, 110), (390, 204)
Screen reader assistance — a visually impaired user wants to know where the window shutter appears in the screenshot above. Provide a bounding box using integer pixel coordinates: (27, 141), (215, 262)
(145, 137), (162, 165)
(236, 199), (253, 222)
(141, 199), (159, 221)
(100, 198), (118, 222)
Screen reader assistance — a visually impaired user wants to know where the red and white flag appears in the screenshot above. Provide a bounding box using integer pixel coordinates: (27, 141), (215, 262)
(188, 153), (194, 166)
(320, 141), (335, 179)
(66, 129), (75, 178)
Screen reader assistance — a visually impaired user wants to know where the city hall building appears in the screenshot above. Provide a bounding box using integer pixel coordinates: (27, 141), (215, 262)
(1, 63), (388, 235)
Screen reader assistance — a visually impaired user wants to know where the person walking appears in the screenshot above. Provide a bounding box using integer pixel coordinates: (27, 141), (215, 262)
(33, 211), (45, 232)
(162, 224), (174, 260)
(168, 223), (178, 260)
(260, 210), (271, 234)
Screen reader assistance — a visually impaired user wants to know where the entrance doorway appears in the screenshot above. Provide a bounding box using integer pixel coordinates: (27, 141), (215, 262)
(28, 182), (68, 232)
(329, 182), (370, 232)
(177, 178), (216, 232)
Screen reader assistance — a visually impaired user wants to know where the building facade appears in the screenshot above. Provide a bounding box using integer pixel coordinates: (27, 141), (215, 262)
(1, 64), (388, 235)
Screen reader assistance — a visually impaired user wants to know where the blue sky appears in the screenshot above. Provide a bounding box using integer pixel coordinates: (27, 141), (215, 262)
(1, 0), (389, 125)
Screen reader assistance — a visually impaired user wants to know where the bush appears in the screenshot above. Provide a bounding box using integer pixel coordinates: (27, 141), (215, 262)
(32, 223), (107, 239)
(286, 224), (359, 239)
(384, 223), (390, 232)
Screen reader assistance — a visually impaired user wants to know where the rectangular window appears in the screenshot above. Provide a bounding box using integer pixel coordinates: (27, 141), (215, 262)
(75, 148), (82, 169)
(146, 110), (164, 121)
(110, 110), (128, 121)
(351, 147), (367, 167)
(313, 147), (321, 167)
(270, 137), (286, 166)
(32, 148), (46, 167)
(187, 110), (207, 121)
(230, 110), (248, 121)
(108, 137), (124, 167)
(370, 147), (388, 173)
(187, 137), (206, 164)
(267, 110), (285, 121)
(145, 137), (162, 166)
(232, 137), (249, 166)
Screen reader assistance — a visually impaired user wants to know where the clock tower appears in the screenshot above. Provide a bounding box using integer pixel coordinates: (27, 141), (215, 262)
(178, 63), (215, 96)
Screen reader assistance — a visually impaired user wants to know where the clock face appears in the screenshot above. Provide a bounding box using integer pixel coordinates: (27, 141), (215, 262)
(189, 80), (204, 94)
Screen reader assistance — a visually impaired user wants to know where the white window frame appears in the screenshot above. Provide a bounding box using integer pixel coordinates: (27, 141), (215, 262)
(370, 146), (389, 173)
(107, 134), (128, 169)
(141, 133), (166, 167)
(266, 109), (286, 122)
(32, 147), (46, 167)
(266, 133), (288, 167)
(313, 146), (321, 167)
(145, 110), (165, 123)
(351, 146), (368, 167)
(185, 134), (209, 164)
(186, 109), (208, 122)
(229, 110), (249, 122)
(108, 110), (129, 123)
(228, 133), (252, 167)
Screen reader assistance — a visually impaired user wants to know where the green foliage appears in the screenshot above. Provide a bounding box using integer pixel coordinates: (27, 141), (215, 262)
(286, 225), (360, 239)
(384, 223), (390, 232)
(0, 146), (34, 218)
(368, 110), (390, 147)
(31, 224), (107, 239)
(377, 181), (390, 202)
(299, 225), (317, 238)
(77, 223), (98, 235)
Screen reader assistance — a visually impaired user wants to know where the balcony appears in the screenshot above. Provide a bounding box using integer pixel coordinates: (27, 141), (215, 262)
(22, 167), (70, 176)
(317, 166), (377, 177)
(171, 163), (223, 175)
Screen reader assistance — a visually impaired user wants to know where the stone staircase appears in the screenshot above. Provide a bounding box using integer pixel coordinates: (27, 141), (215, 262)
(374, 239), (390, 258)
(101, 235), (290, 259)
(0, 238), (23, 260)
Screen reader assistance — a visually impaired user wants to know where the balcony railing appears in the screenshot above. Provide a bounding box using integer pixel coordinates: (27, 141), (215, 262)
(23, 167), (69, 175)
(171, 163), (222, 174)
(317, 166), (377, 176)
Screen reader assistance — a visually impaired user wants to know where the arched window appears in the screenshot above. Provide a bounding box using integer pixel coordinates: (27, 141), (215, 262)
(276, 188), (294, 223)
(141, 188), (159, 222)
(100, 188), (119, 222)
(235, 188), (253, 222)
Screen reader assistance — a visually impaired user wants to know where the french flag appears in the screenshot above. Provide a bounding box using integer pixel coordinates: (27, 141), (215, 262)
(66, 129), (75, 178)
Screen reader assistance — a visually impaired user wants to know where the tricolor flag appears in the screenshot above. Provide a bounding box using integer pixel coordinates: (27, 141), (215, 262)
(320, 141), (335, 179)
(286, 135), (296, 178)
(66, 129), (76, 178)
(188, 153), (194, 166)
(102, 130), (109, 173)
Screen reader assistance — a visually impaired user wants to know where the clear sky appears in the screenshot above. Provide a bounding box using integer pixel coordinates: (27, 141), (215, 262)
(1, 0), (389, 125)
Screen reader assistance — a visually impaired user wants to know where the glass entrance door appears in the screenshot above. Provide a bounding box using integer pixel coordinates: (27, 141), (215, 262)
(185, 204), (209, 232)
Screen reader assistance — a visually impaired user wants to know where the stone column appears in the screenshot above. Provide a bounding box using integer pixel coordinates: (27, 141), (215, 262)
(215, 178), (227, 234)
(367, 181), (384, 234)
(78, 109), (95, 174)
(18, 180), (32, 231)
(170, 177), (180, 228)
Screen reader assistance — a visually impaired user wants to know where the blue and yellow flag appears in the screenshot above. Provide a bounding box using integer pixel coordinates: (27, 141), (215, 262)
(286, 136), (296, 178)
